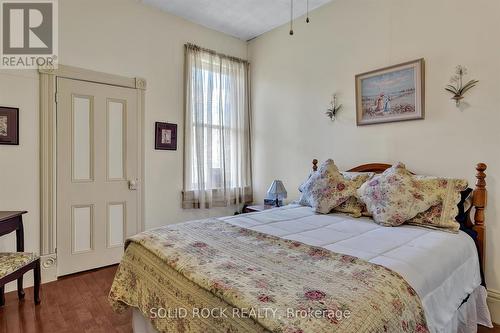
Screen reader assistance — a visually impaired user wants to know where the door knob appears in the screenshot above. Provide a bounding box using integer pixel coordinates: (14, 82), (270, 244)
(128, 179), (138, 190)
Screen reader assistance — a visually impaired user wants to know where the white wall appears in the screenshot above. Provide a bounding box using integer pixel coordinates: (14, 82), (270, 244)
(0, 70), (39, 253)
(248, 0), (500, 301)
(0, 0), (246, 283)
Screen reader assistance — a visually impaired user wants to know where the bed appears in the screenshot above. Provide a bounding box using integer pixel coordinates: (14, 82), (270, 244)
(109, 162), (493, 333)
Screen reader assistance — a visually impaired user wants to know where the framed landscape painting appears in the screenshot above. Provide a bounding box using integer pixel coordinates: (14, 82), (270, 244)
(0, 107), (19, 145)
(355, 59), (425, 126)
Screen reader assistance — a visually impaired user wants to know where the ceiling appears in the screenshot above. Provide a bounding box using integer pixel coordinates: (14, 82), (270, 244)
(142, 0), (333, 41)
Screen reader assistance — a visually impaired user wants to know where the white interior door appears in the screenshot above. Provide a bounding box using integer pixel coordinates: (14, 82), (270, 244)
(56, 77), (141, 276)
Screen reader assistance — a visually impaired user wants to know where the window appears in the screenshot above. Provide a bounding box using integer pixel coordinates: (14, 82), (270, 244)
(183, 44), (252, 209)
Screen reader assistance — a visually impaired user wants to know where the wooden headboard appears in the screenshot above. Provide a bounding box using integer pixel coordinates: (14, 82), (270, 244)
(311, 159), (488, 267)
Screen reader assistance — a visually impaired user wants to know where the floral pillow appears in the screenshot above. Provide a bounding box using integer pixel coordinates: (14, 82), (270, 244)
(298, 172), (314, 193)
(356, 163), (443, 226)
(298, 159), (357, 214)
(334, 172), (374, 217)
(407, 177), (468, 232)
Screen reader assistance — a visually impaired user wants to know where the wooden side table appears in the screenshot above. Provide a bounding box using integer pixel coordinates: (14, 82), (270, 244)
(0, 211), (27, 253)
(242, 205), (275, 213)
(0, 211), (41, 305)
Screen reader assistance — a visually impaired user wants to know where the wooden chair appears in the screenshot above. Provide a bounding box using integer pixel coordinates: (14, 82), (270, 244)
(0, 211), (41, 305)
(0, 253), (41, 305)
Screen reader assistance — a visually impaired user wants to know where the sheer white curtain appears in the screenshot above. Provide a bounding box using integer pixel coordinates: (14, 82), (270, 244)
(183, 44), (253, 209)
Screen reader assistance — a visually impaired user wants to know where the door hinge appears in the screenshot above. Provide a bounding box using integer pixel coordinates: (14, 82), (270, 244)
(55, 92), (60, 103)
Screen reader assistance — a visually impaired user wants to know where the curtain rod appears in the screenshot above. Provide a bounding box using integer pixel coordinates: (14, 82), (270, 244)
(185, 43), (249, 64)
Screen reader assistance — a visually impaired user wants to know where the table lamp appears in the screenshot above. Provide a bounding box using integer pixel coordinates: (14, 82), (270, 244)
(267, 180), (287, 207)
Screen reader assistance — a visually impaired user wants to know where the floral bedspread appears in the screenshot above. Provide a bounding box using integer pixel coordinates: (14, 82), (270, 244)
(109, 218), (428, 333)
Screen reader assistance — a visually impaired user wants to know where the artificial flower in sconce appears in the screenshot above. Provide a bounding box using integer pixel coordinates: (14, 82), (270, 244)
(445, 65), (479, 107)
(326, 94), (342, 121)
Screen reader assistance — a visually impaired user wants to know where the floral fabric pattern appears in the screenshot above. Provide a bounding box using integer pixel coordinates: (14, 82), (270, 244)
(0, 252), (38, 278)
(298, 169), (373, 217)
(334, 172), (374, 217)
(407, 176), (468, 232)
(109, 218), (429, 333)
(298, 160), (359, 214)
(298, 171), (315, 193)
(356, 163), (443, 226)
(109, 243), (267, 333)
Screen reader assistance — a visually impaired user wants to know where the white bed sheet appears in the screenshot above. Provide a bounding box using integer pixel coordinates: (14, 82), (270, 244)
(219, 204), (488, 333)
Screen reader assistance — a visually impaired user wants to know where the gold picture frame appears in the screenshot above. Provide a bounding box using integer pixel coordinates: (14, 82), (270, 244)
(355, 59), (425, 126)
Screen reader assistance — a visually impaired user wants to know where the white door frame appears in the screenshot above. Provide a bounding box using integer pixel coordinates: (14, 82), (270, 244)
(39, 65), (146, 280)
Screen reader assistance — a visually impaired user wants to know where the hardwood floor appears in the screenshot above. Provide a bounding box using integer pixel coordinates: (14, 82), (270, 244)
(0, 265), (131, 333)
(481, 324), (500, 333)
(0, 264), (498, 332)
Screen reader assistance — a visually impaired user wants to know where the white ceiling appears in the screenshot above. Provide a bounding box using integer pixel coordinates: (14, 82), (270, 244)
(142, 0), (333, 41)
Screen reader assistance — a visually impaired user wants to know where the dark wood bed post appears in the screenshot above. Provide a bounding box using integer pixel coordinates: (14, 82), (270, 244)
(312, 159), (318, 172)
(473, 163), (487, 267)
(311, 159), (488, 268)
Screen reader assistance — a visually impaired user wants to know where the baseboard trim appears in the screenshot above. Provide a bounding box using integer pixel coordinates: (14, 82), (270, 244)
(41, 253), (57, 284)
(488, 289), (500, 325)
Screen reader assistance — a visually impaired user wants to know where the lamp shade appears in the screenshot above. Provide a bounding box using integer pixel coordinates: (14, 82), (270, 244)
(267, 180), (287, 200)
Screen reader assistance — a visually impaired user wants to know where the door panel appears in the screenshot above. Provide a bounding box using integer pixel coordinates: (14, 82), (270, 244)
(107, 99), (126, 181)
(107, 202), (125, 248)
(72, 205), (93, 253)
(72, 95), (93, 182)
(57, 78), (139, 276)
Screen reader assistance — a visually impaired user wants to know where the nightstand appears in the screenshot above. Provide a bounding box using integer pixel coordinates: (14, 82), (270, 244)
(242, 205), (274, 213)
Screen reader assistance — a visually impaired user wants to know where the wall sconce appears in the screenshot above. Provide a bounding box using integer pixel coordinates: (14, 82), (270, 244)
(326, 94), (342, 121)
(445, 65), (479, 107)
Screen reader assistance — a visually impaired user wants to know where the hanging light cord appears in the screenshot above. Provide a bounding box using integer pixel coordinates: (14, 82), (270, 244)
(306, 0), (310, 23)
(289, 0), (294, 35)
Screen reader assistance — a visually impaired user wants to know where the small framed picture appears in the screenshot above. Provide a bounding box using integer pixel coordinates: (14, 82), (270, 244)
(355, 58), (425, 126)
(0, 107), (19, 145)
(155, 122), (177, 150)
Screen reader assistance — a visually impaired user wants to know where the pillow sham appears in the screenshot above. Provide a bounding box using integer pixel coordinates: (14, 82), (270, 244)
(333, 172), (374, 217)
(334, 197), (366, 217)
(298, 173), (313, 193)
(356, 163), (443, 227)
(298, 159), (357, 214)
(406, 179), (469, 232)
(298, 168), (374, 216)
